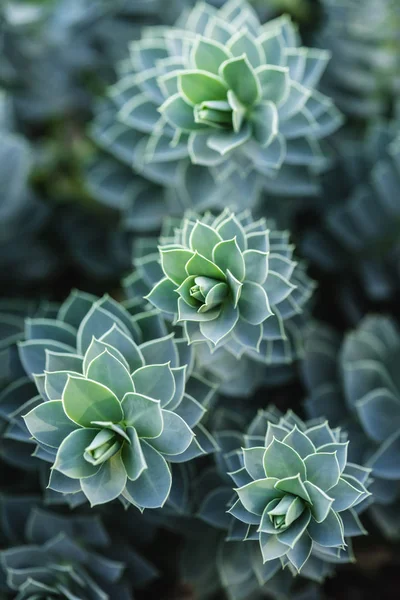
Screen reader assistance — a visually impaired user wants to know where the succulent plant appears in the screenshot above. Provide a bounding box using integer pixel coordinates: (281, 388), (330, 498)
(184, 407), (370, 599)
(303, 316), (400, 539)
(16, 290), (216, 509)
(89, 0), (342, 218)
(302, 121), (400, 302)
(132, 209), (314, 366)
(0, 495), (157, 599)
(0, 299), (58, 471)
(231, 410), (370, 576)
(314, 0), (400, 120)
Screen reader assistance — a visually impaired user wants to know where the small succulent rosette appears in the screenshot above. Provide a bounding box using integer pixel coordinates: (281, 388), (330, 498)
(17, 290), (216, 509)
(90, 0), (342, 212)
(229, 410), (371, 581)
(137, 209), (315, 364)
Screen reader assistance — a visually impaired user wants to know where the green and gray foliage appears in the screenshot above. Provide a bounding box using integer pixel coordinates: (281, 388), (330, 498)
(89, 0), (342, 215)
(140, 208), (315, 362)
(18, 290), (216, 509)
(303, 316), (400, 539)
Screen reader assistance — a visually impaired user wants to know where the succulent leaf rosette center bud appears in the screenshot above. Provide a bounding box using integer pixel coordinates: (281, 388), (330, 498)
(229, 414), (371, 573)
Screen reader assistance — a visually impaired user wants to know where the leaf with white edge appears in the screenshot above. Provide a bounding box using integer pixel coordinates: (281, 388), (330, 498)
(243, 447), (266, 480)
(178, 297), (220, 323)
(45, 351), (83, 374)
(226, 269), (243, 309)
(173, 393), (205, 428)
(318, 442), (348, 474)
(86, 350), (134, 400)
(159, 94), (205, 132)
(278, 508), (311, 548)
(263, 438), (306, 480)
(356, 388), (400, 443)
(48, 469), (82, 494)
(147, 410), (194, 456)
(100, 325), (145, 373)
(124, 441), (172, 509)
(259, 532), (288, 562)
(305, 422), (336, 447)
(121, 426), (147, 481)
(250, 101), (278, 147)
(77, 303), (131, 356)
(227, 29), (264, 68)
(81, 452), (127, 506)
(307, 509), (345, 548)
(24, 400), (77, 448)
(236, 478), (282, 516)
(45, 370), (84, 401)
(186, 251), (226, 281)
(179, 70), (228, 105)
(189, 221), (222, 260)
(188, 131), (226, 166)
(192, 37), (231, 75)
(160, 248), (194, 285)
(228, 499), (261, 525)
(304, 452), (340, 492)
(238, 281), (272, 325)
(216, 213), (247, 251)
(256, 65), (289, 104)
(53, 428), (100, 479)
(282, 426), (316, 458)
(83, 337), (129, 377)
(19, 340), (76, 378)
(199, 300), (239, 345)
(207, 123), (251, 156)
(329, 477), (363, 512)
(287, 532), (312, 572)
(243, 250), (268, 284)
(233, 318), (262, 352)
(166, 366), (187, 411)
(131, 363), (175, 406)
(139, 333), (179, 368)
(304, 480), (333, 523)
(274, 474), (311, 503)
(121, 392), (163, 438)
(212, 238), (245, 281)
(62, 377), (123, 428)
(146, 278), (178, 315)
(220, 56), (261, 106)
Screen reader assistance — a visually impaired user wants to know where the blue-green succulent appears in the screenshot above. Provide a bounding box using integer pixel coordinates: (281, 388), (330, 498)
(0, 495), (157, 599)
(303, 316), (400, 539)
(16, 290), (216, 509)
(89, 0), (342, 219)
(128, 209), (315, 366)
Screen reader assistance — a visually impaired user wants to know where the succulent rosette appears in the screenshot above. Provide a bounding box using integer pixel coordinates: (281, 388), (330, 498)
(141, 208), (315, 362)
(90, 0), (342, 213)
(229, 410), (371, 579)
(16, 290), (216, 509)
(303, 316), (400, 539)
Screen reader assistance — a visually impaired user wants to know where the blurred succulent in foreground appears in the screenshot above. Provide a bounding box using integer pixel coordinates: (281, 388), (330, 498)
(315, 0), (400, 120)
(303, 121), (400, 301)
(90, 0), (342, 218)
(0, 496), (157, 599)
(184, 407), (370, 599)
(17, 290), (216, 509)
(303, 316), (400, 539)
(130, 209), (314, 366)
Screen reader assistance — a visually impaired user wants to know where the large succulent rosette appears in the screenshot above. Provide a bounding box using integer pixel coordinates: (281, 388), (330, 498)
(16, 290), (216, 509)
(90, 0), (342, 213)
(140, 208), (315, 362)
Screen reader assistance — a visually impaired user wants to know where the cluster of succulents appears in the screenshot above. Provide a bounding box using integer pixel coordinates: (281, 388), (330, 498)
(1, 1), (400, 599)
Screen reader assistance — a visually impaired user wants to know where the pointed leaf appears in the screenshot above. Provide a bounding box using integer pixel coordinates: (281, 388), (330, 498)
(131, 363), (175, 406)
(239, 281), (272, 325)
(263, 439), (306, 480)
(86, 350), (134, 400)
(81, 452), (127, 506)
(304, 452), (340, 492)
(121, 392), (163, 438)
(53, 428), (100, 479)
(24, 400), (77, 449)
(124, 441), (172, 508)
(148, 410), (194, 455)
(62, 377), (123, 428)
(121, 426), (147, 481)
